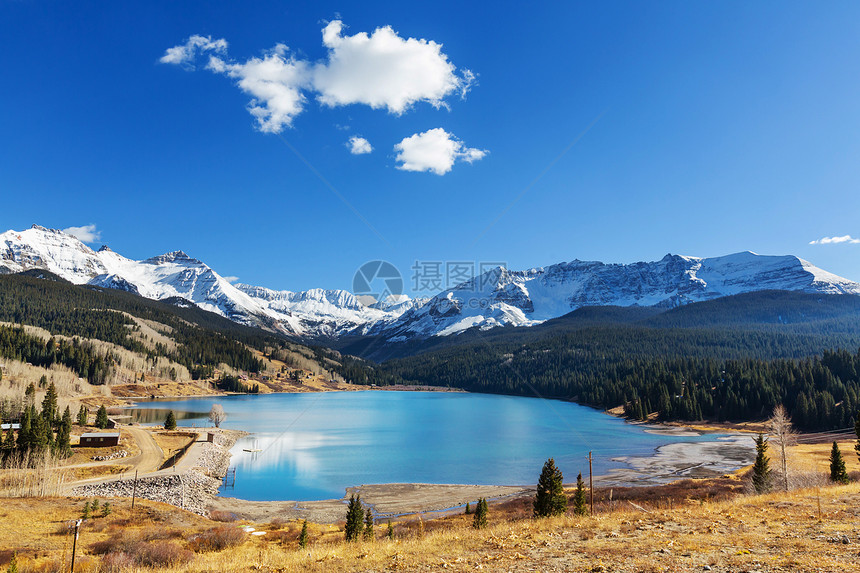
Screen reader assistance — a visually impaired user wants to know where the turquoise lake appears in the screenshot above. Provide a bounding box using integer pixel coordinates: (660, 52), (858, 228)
(126, 391), (732, 502)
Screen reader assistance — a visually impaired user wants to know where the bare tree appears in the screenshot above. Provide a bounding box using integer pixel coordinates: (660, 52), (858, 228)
(208, 404), (226, 428)
(769, 405), (795, 492)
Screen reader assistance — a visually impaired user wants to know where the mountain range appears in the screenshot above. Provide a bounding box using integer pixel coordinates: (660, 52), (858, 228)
(3, 225), (859, 344)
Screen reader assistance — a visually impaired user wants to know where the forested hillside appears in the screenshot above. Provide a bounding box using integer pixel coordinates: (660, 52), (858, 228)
(378, 292), (860, 430)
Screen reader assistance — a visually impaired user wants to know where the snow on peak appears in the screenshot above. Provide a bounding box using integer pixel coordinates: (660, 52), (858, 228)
(144, 250), (199, 265)
(374, 251), (860, 341)
(3, 226), (859, 343)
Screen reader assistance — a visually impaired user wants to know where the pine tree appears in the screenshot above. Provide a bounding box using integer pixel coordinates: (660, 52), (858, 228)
(164, 410), (176, 431)
(41, 383), (57, 426)
(472, 498), (488, 529)
(101, 502), (111, 517)
(3, 427), (14, 453)
(829, 441), (849, 484)
(344, 494), (364, 542)
(363, 508), (374, 541)
(464, 502), (471, 515)
(573, 472), (588, 516)
(55, 406), (72, 456)
(752, 433), (773, 494)
(298, 520), (308, 548)
(82, 501), (90, 519)
(91, 499), (100, 514)
(96, 405), (109, 429)
(7, 552), (17, 573)
(17, 408), (32, 450)
(387, 521), (394, 540)
(533, 458), (567, 518)
(77, 405), (88, 427)
(855, 410), (860, 464)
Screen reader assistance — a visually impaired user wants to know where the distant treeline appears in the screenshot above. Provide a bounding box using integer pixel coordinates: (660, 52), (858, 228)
(378, 319), (860, 431)
(0, 274), (271, 377)
(0, 325), (114, 384)
(216, 375), (260, 394)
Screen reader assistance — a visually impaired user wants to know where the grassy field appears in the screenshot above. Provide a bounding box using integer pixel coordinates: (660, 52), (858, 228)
(1, 470), (859, 572)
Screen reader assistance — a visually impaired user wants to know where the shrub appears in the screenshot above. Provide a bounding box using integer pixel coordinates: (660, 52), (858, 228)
(131, 541), (193, 567)
(208, 510), (238, 522)
(187, 526), (245, 552)
(100, 551), (136, 573)
(89, 535), (131, 555)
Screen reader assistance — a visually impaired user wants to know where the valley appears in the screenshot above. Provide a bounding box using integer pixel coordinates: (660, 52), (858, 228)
(2, 229), (860, 572)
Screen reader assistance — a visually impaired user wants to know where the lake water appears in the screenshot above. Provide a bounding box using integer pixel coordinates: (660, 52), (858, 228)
(125, 391), (736, 502)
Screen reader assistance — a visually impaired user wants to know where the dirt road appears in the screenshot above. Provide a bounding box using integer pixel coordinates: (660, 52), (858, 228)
(122, 426), (164, 474)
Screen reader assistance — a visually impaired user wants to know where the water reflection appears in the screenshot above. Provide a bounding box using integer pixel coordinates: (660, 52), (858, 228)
(125, 391), (750, 502)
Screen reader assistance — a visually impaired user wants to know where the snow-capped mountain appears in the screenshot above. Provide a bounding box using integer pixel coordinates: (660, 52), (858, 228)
(0, 226), (289, 328)
(3, 225), (860, 343)
(0, 225), (414, 337)
(371, 252), (860, 342)
(233, 284), (420, 338)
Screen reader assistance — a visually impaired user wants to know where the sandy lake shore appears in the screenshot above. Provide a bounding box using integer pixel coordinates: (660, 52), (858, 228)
(204, 425), (757, 523)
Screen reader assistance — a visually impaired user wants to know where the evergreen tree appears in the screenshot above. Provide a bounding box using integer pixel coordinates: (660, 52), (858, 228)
(829, 441), (849, 484)
(855, 410), (860, 463)
(32, 409), (50, 449)
(298, 520), (308, 548)
(17, 408), (32, 450)
(573, 473), (588, 516)
(95, 405), (109, 429)
(101, 502), (112, 517)
(164, 410), (176, 431)
(387, 521), (394, 540)
(41, 382), (57, 426)
(464, 501), (471, 515)
(7, 552), (17, 573)
(61, 405), (72, 430)
(751, 433), (773, 494)
(344, 494), (364, 542)
(533, 458), (567, 518)
(363, 508), (374, 541)
(472, 498), (488, 529)
(77, 405), (88, 426)
(81, 501), (90, 519)
(91, 499), (100, 514)
(3, 426), (15, 453)
(24, 382), (35, 407)
(55, 406), (72, 456)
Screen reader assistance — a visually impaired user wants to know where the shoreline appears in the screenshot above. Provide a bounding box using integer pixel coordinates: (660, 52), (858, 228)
(94, 392), (761, 522)
(203, 425), (756, 523)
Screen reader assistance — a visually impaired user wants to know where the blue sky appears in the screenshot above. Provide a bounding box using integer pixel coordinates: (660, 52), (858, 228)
(3, 1), (860, 295)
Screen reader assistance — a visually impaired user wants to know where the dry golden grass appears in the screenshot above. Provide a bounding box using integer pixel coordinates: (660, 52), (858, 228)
(790, 439), (860, 474)
(2, 478), (859, 572)
(152, 431), (197, 458)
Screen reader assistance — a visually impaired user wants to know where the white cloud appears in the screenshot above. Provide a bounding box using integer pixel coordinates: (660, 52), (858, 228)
(63, 224), (101, 243)
(809, 235), (860, 245)
(393, 128), (487, 175)
(161, 21), (473, 133)
(347, 135), (373, 155)
(222, 276), (240, 283)
(207, 47), (310, 133)
(312, 20), (473, 114)
(159, 35), (228, 68)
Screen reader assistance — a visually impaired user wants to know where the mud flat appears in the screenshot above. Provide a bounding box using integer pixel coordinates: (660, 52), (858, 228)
(208, 483), (531, 524)
(598, 434), (757, 487)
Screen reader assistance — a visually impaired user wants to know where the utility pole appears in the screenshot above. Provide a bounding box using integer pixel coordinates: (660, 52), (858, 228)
(588, 451), (594, 516)
(70, 519), (82, 573)
(131, 470), (138, 509)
